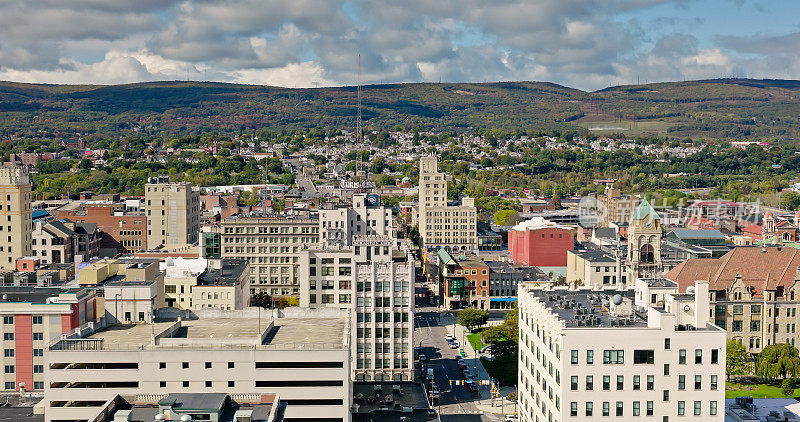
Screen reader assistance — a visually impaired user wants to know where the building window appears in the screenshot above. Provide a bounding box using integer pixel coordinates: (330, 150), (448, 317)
(711, 349), (719, 364)
(664, 338), (670, 350)
(633, 349), (655, 364)
(182, 381), (189, 388)
(228, 380), (235, 387)
(694, 375), (702, 390)
(160, 381), (166, 388)
(663, 390), (669, 402)
(695, 349), (702, 364)
(647, 375), (654, 390)
(678, 375), (685, 390)
(228, 362), (234, 368)
(602, 376), (610, 390)
(205, 381), (212, 388)
(159, 362), (166, 369)
(710, 375), (718, 390)
(570, 376), (578, 391)
(586, 350), (594, 364)
(586, 376), (593, 390)
(710, 401), (717, 416)
(602, 402), (610, 416)
(603, 350), (624, 364)
(32, 316), (42, 325)
(2, 317), (11, 325)
(205, 362), (212, 369)
(633, 375), (640, 390)
(664, 363), (670, 376)
(571, 350), (578, 364)
(586, 402), (593, 416)
(616, 401), (623, 416)
(694, 401), (701, 416)
(3, 382), (13, 390)
(679, 349), (686, 364)
(633, 401), (641, 416)
(678, 401), (685, 416)
(182, 362), (189, 369)
(570, 402), (578, 416)
(3, 349), (12, 357)
(3, 333), (13, 341)
(3, 366), (13, 373)
(32, 333), (43, 341)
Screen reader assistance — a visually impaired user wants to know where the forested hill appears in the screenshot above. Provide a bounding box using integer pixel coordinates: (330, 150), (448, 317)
(1, 78), (799, 141)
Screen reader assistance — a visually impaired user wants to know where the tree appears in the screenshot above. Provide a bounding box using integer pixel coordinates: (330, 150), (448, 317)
(458, 308), (488, 331)
(727, 339), (750, 379)
(481, 326), (506, 345)
(250, 292), (272, 309)
(494, 209), (520, 226)
(274, 297), (300, 309)
(755, 343), (800, 381)
(783, 378), (795, 398)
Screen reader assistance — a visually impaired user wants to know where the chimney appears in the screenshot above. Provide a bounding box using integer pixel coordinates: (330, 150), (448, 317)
(694, 280), (709, 328)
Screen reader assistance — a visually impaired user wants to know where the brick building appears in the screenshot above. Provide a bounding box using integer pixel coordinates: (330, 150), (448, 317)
(56, 206), (146, 256)
(508, 216), (574, 268)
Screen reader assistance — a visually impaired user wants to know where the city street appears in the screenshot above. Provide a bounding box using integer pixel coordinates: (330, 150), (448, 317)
(414, 290), (513, 422)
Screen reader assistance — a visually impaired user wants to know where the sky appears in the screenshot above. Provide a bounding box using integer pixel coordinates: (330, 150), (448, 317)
(0, 0), (799, 91)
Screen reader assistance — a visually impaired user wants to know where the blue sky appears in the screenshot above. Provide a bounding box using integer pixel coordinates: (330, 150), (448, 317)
(0, 0), (798, 90)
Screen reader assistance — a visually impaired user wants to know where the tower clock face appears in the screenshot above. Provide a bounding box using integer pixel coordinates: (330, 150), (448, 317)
(645, 219), (652, 229)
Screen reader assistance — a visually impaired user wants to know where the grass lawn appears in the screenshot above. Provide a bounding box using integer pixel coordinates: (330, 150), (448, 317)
(726, 381), (799, 399)
(481, 355), (518, 387)
(467, 331), (484, 351)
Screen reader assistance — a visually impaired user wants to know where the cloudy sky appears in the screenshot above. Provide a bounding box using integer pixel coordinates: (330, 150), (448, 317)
(0, 0), (798, 90)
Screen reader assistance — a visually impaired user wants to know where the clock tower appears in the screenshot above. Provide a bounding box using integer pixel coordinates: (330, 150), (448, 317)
(627, 198), (663, 278)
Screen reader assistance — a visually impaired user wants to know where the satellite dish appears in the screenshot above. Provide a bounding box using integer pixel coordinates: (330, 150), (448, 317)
(612, 294), (623, 306)
(686, 286), (695, 295)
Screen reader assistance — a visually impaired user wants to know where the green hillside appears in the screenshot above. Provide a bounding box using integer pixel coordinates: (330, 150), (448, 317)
(1, 78), (799, 140)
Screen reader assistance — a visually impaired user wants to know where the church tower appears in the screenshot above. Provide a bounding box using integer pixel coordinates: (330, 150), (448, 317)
(627, 198), (663, 278)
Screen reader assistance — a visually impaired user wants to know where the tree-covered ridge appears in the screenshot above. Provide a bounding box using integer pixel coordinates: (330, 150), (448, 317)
(1, 78), (800, 141)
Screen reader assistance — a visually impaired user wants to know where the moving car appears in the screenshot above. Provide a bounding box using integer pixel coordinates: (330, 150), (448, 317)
(445, 334), (454, 341)
(449, 341), (459, 349)
(458, 361), (468, 370)
(465, 380), (479, 392)
(419, 354), (427, 362)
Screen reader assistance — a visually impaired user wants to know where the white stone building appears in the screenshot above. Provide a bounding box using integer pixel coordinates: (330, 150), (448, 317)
(517, 278), (726, 422)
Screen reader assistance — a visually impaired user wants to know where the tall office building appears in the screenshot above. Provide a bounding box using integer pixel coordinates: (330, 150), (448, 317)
(220, 215), (319, 296)
(415, 156), (477, 252)
(145, 177), (200, 250)
(0, 167), (32, 269)
(301, 196), (414, 381)
(517, 278), (725, 422)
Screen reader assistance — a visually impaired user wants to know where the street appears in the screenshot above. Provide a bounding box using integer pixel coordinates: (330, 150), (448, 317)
(414, 292), (508, 422)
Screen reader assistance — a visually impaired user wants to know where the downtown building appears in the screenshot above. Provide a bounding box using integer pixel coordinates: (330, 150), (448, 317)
(220, 215), (319, 296)
(300, 195), (415, 382)
(0, 167), (32, 270)
(145, 176), (201, 250)
(414, 156), (477, 252)
(517, 278), (725, 422)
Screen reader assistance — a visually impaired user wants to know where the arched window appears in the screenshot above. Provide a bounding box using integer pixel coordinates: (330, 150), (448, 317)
(640, 243), (655, 264)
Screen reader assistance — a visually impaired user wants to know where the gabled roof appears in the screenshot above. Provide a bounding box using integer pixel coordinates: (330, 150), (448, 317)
(668, 229), (725, 240)
(631, 198), (660, 221)
(665, 247), (800, 297)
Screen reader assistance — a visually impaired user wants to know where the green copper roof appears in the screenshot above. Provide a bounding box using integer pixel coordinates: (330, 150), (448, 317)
(631, 198), (661, 221)
(437, 248), (455, 265)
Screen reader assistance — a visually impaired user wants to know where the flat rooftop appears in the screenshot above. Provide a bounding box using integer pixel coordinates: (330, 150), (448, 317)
(527, 289), (648, 329)
(81, 317), (345, 350)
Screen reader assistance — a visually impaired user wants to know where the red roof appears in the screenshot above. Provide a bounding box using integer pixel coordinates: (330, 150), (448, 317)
(665, 247), (800, 298)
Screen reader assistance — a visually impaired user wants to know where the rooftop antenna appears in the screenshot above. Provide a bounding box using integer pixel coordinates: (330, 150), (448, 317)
(356, 53), (363, 179)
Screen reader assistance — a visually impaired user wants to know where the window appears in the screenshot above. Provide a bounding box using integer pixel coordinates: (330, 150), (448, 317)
(3, 382), (13, 390)
(602, 402), (610, 416)
(695, 375), (702, 390)
(752, 304), (761, 314)
(32, 333), (43, 341)
(586, 376), (593, 390)
(647, 375), (654, 390)
(182, 362), (189, 369)
(228, 381), (235, 387)
(228, 362), (234, 369)
(679, 349), (686, 364)
(183, 381), (189, 388)
(586, 402), (593, 416)
(570, 402), (578, 416)
(634, 349), (655, 364)
(616, 401), (623, 416)
(603, 375), (610, 390)
(710, 375), (718, 390)
(633, 401), (641, 416)
(159, 362), (166, 369)
(733, 304), (743, 315)
(664, 338), (670, 349)
(633, 375), (640, 390)
(160, 381), (166, 388)
(571, 350), (578, 364)
(664, 363), (670, 376)
(32, 316), (42, 324)
(695, 349), (703, 364)
(603, 350), (624, 364)
(33, 365), (43, 374)
(3, 365), (13, 373)
(2, 316), (12, 325)
(678, 375), (685, 390)
(616, 375), (624, 390)
(678, 401), (685, 416)
(3, 349), (12, 357)
(663, 390), (669, 401)
(711, 349), (719, 364)
(570, 376), (578, 390)
(647, 401), (654, 416)
(205, 362), (212, 369)
(694, 401), (701, 416)
(710, 401), (717, 416)
(586, 350), (594, 364)
(165, 285), (176, 293)
(205, 381), (212, 388)
(33, 349), (43, 357)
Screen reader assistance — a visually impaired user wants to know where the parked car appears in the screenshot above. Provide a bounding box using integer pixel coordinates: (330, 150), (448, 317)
(462, 368), (471, 378)
(419, 354), (427, 362)
(449, 342), (459, 349)
(465, 380), (479, 392)
(458, 361), (468, 370)
(445, 334), (454, 341)
(503, 415), (518, 421)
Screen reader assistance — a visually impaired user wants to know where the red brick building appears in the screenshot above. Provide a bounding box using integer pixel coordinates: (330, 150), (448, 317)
(509, 217), (574, 268)
(57, 206), (146, 256)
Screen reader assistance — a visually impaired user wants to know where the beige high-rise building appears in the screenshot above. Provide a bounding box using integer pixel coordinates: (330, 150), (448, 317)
(145, 178), (200, 250)
(221, 215), (319, 296)
(596, 184), (641, 226)
(414, 156), (477, 252)
(0, 167), (32, 269)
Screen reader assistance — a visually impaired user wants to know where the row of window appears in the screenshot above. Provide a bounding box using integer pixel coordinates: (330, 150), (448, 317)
(568, 400), (718, 417)
(3, 316), (43, 324)
(3, 333), (44, 341)
(569, 347), (719, 365)
(569, 374), (719, 391)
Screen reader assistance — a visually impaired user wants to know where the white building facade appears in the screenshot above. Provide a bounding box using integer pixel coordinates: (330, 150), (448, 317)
(517, 279), (726, 422)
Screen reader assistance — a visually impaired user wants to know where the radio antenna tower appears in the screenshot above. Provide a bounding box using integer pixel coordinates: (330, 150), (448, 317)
(356, 53), (363, 178)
